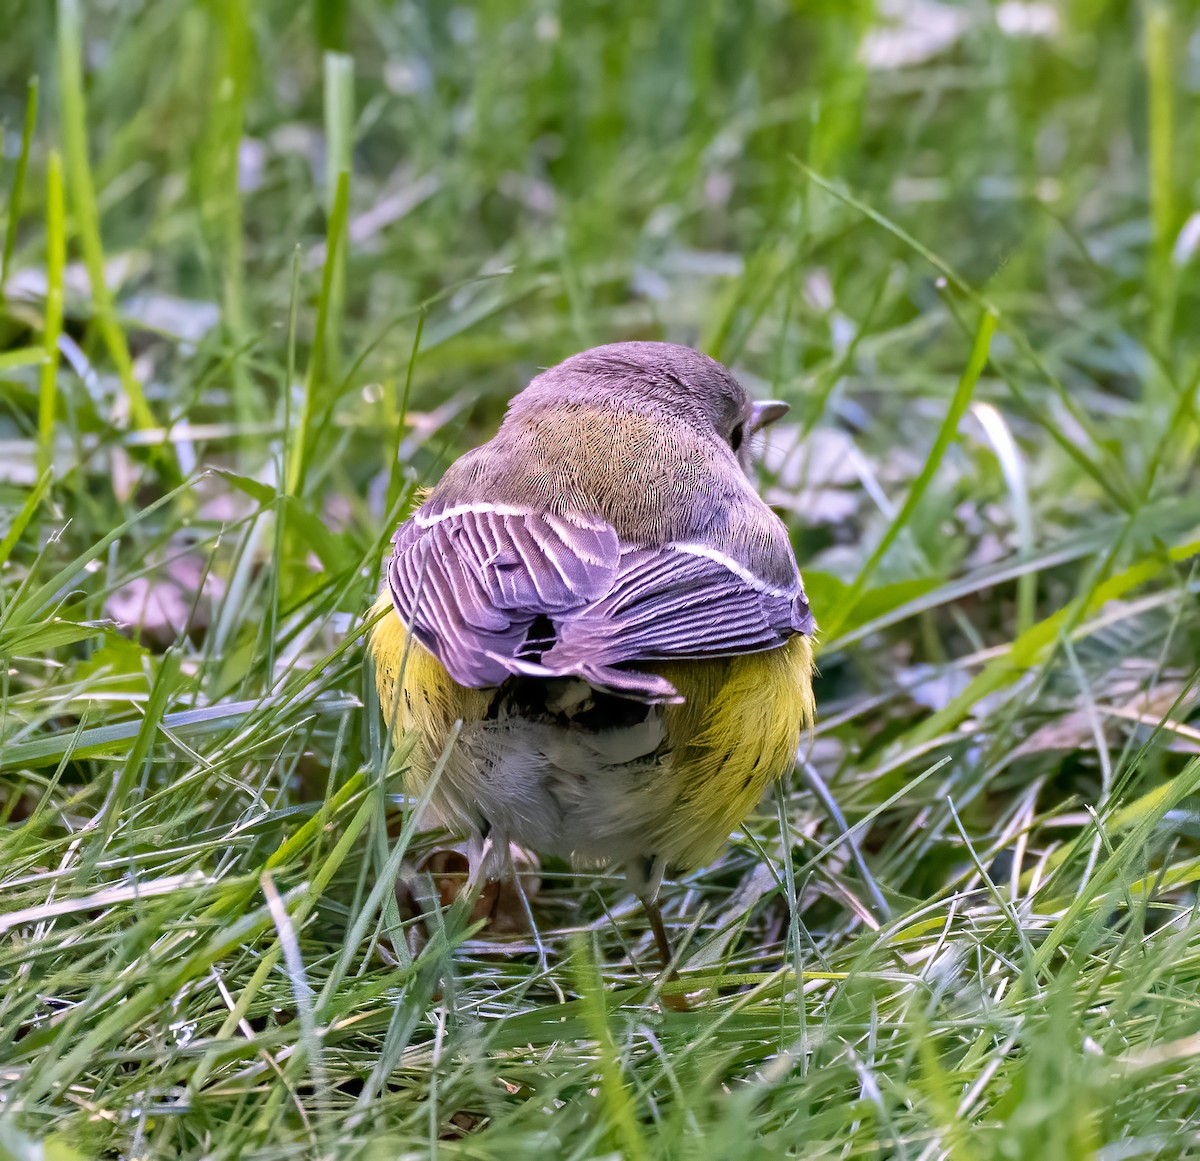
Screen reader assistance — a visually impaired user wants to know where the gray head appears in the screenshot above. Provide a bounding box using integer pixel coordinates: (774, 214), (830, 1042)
(511, 341), (789, 469)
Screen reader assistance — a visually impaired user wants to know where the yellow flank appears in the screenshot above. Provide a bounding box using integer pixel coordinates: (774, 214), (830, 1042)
(369, 592), (815, 871)
(370, 592), (490, 796)
(652, 636), (814, 867)
(370, 591), (408, 727)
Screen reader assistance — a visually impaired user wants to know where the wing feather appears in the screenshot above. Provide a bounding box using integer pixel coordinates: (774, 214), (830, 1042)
(386, 505), (812, 701)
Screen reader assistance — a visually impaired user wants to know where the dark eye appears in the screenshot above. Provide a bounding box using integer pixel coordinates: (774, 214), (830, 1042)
(730, 423), (744, 451)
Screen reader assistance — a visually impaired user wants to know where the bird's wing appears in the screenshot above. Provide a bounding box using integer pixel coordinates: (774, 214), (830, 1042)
(386, 505), (622, 688)
(386, 507), (812, 703)
(539, 543), (813, 699)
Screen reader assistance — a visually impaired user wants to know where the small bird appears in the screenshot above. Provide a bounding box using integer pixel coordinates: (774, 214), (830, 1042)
(370, 341), (815, 970)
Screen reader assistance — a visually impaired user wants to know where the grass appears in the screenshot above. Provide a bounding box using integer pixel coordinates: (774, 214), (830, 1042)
(1, 1), (1199, 1157)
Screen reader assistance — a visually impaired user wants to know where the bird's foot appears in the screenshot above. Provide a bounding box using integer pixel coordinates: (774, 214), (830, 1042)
(398, 840), (542, 934)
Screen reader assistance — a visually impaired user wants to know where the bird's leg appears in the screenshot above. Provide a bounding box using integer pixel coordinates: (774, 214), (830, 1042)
(639, 892), (677, 977)
(461, 829), (546, 939)
(627, 856), (677, 977)
(465, 828), (493, 890)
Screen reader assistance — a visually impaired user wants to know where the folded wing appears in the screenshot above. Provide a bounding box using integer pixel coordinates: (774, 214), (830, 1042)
(386, 505), (812, 703)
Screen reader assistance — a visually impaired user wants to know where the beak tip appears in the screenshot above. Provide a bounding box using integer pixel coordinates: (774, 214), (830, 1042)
(751, 400), (790, 430)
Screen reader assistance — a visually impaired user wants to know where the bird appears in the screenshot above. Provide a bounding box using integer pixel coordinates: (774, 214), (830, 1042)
(370, 341), (815, 973)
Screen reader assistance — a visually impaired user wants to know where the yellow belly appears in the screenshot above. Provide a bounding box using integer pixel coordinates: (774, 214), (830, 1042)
(369, 593), (814, 870)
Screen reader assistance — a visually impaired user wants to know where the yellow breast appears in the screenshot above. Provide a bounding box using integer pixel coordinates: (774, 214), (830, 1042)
(369, 592), (814, 870)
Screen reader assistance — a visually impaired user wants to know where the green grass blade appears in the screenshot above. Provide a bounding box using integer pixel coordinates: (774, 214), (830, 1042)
(571, 937), (651, 1161)
(56, 0), (178, 483)
(322, 50), (354, 387)
(822, 309), (996, 638)
(285, 168), (350, 497)
(36, 151), (65, 479)
(0, 469), (52, 569)
(0, 74), (37, 298)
